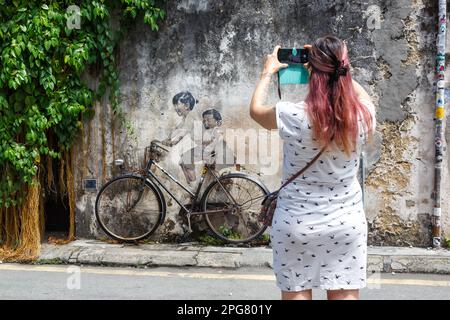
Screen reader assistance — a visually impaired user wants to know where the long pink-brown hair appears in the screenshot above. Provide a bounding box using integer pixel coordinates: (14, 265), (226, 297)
(305, 35), (373, 156)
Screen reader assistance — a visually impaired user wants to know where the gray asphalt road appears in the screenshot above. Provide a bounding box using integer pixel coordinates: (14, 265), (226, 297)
(0, 263), (449, 300)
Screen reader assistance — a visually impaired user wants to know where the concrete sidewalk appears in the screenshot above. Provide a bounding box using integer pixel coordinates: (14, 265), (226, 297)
(36, 239), (450, 274)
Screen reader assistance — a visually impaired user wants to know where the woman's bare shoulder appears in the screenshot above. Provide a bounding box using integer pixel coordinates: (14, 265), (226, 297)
(352, 79), (373, 104)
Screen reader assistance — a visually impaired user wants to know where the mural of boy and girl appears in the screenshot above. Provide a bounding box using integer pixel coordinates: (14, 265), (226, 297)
(161, 91), (235, 188)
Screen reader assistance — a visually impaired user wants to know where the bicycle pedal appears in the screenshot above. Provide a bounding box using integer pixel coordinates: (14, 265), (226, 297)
(186, 213), (193, 232)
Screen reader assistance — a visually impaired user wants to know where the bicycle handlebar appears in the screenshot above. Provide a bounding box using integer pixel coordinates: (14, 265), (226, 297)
(150, 140), (169, 152)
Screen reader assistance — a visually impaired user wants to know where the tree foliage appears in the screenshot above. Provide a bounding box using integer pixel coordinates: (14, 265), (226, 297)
(0, 0), (165, 208)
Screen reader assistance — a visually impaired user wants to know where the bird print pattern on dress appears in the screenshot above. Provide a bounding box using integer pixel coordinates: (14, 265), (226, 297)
(271, 99), (376, 291)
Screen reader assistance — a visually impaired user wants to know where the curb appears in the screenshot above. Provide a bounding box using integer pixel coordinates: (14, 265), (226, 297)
(36, 240), (450, 274)
(38, 241), (272, 269)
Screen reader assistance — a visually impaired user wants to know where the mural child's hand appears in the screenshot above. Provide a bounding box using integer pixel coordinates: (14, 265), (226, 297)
(262, 45), (288, 76)
(161, 139), (173, 147)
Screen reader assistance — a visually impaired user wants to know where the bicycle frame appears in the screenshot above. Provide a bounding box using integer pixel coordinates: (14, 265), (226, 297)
(142, 159), (237, 217)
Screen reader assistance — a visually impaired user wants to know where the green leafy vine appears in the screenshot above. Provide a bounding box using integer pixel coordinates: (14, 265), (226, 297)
(0, 0), (165, 208)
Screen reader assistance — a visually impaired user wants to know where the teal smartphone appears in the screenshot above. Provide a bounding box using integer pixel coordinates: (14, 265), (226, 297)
(278, 64), (309, 85)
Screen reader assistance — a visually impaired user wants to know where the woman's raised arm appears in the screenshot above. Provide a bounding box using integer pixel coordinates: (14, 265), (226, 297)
(249, 45), (288, 130)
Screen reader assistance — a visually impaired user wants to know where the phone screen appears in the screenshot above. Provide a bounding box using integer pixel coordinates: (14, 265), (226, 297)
(278, 48), (309, 65)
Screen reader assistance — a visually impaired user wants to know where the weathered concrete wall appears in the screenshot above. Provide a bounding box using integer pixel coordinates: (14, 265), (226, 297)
(73, 0), (450, 246)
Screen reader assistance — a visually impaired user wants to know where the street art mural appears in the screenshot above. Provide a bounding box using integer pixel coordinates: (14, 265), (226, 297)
(159, 91), (236, 189)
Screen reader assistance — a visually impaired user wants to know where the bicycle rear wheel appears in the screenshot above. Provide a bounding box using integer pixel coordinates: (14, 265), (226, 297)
(95, 175), (164, 242)
(202, 174), (269, 243)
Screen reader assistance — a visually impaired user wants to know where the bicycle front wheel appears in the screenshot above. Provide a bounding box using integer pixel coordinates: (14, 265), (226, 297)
(202, 174), (269, 244)
(95, 175), (165, 242)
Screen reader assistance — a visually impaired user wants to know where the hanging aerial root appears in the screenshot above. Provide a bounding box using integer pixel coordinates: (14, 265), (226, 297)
(59, 153), (66, 202)
(0, 175), (41, 262)
(46, 131), (56, 193)
(0, 207), (3, 244)
(67, 147), (76, 241)
(47, 153), (55, 193)
(47, 148), (76, 245)
(39, 182), (45, 239)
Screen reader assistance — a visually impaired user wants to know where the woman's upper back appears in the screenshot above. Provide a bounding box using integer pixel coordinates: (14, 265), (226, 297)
(276, 99), (376, 186)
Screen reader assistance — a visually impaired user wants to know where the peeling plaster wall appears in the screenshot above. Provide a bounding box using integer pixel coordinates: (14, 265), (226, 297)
(364, 0), (450, 246)
(73, 0), (450, 246)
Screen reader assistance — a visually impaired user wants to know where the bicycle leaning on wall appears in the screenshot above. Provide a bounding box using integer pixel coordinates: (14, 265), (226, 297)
(95, 140), (270, 244)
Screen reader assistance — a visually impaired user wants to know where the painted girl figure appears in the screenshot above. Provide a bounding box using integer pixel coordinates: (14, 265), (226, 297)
(161, 91), (198, 147)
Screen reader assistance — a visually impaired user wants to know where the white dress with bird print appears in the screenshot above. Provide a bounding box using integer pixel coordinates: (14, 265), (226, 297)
(271, 98), (376, 291)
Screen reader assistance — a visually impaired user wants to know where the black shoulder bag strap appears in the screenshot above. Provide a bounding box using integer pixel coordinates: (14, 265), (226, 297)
(278, 146), (325, 191)
(277, 72), (282, 99)
(277, 136), (334, 193)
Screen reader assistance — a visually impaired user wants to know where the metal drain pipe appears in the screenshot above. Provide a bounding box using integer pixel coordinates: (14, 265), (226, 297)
(432, 0), (447, 248)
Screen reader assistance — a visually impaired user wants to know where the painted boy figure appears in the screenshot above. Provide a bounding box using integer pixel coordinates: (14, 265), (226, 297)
(179, 108), (234, 187)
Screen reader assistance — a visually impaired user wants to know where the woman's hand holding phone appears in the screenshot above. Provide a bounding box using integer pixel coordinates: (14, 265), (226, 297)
(303, 44), (312, 69)
(262, 45), (289, 76)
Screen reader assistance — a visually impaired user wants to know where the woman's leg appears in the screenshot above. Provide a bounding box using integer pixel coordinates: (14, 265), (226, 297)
(327, 289), (359, 300)
(281, 290), (312, 300)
